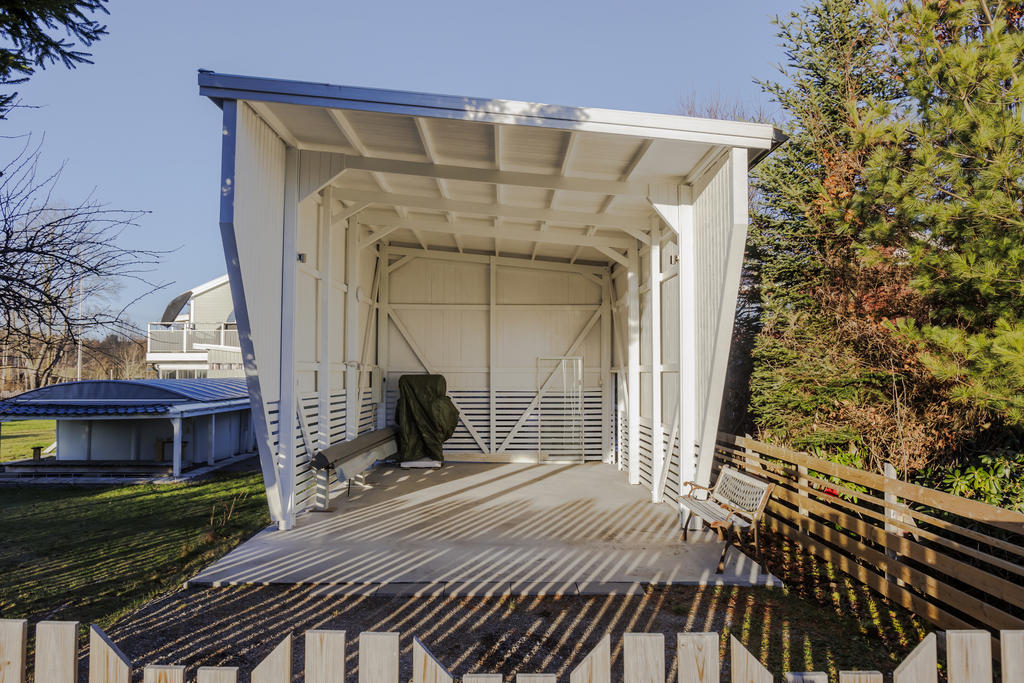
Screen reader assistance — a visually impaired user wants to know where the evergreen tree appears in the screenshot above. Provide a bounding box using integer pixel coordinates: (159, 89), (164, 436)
(0, 1), (108, 118)
(856, 0), (1024, 427)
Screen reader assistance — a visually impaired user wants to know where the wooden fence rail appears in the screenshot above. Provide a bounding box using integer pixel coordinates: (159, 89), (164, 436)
(715, 433), (1024, 639)
(1, 620), (1021, 682)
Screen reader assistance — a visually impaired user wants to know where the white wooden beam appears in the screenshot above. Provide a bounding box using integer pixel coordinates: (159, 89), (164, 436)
(600, 268), (613, 463)
(677, 186), (697, 492)
(350, 213), (634, 250)
(489, 257), (498, 452)
(329, 188), (649, 231)
(171, 416), (182, 477)
(648, 220), (664, 502)
(376, 245), (390, 429)
(344, 216), (360, 441)
(331, 201), (369, 226)
(387, 245), (608, 275)
(318, 186), (334, 450)
(626, 246), (641, 485)
(278, 146), (300, 530)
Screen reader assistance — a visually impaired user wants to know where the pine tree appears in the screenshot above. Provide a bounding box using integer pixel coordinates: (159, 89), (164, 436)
(856, 0), (1024, 426)
(0, 1), (109, 118)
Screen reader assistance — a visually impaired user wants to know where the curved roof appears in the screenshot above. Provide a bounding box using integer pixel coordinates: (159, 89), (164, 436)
(0, 379), (249, 417)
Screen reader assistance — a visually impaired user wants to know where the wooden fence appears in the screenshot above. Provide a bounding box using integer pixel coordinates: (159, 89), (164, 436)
(1, 620), (1021, 682)
(714, 433), (1024, 639)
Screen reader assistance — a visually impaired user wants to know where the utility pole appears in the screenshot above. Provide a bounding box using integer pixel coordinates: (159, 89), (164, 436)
(76, 280), (83, 381)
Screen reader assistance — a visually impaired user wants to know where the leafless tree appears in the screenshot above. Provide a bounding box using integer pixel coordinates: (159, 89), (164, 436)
(0, 137), (165, 387)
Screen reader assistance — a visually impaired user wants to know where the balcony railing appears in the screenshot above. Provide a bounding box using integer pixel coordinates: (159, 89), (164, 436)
(147, 323), (240, 354)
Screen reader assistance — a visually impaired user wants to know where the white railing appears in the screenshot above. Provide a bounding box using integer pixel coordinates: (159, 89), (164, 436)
(147, 323), (240, 354)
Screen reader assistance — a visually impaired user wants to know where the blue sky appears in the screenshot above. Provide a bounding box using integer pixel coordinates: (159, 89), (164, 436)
(10, 0), (803, 328)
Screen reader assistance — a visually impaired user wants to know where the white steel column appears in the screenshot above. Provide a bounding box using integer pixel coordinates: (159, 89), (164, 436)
(600, 268), (613, 463)
(626, 244), (641, 485)
(171, 416), (182, 477)
(278, 146), (300, 530)
(649, 221), (664, 501)
(208, 413), (216, 465)
(345, 216), (360, 440)
(677, 187), (698, 492)
(489, 257), (497, 452)
(318, 187), (334, 449)
(376, 244), (390, 429)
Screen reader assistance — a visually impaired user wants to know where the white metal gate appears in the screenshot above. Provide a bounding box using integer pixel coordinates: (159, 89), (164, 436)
(536, 356), (585, 462)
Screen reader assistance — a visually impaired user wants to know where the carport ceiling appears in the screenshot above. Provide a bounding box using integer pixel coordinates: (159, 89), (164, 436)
(201, 72), (781, 265)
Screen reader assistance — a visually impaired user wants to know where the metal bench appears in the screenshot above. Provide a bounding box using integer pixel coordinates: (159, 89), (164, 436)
(679, 466), (774, 573)
(310, 427), (398, 510)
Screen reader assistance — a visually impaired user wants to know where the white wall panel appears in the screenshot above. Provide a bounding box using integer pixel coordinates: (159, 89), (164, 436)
(233, 103), (286, 403)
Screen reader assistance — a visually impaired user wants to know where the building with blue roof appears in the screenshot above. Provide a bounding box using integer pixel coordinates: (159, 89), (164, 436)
(0, 378), (254, 479)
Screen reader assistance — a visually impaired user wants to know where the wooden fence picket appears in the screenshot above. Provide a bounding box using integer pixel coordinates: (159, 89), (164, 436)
(142, 665), (185, 683)
(624, 633), (664, 683)
(411, 638), (452, 683)
(676, 632), (718, 683)
(88, 626), (130, 683)
(838, 672), (882, 683)
(892, 632), (936, 683)
(462, 675), (503, 682)
(1002, 630), (1024, 683)
(196, 666), (238, 683)
(729, 636), (771, 683)
(515, 676), (556, 682)
(358, 632), (399, 683)
(0, 619), (27, 683)
(569, 634), (610, 683)
(251, 634), (291, 683)
(35, 621), (78, 683)
(306, 629), (346, 683)
(947, 630), (992, 683)
(784, 674), (827, 682)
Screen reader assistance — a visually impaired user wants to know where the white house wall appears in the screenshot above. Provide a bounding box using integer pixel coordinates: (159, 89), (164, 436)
(191, 281), (235, 325)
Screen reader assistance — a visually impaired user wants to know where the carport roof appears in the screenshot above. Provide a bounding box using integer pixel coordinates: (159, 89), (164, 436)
(0, 378), (249, 417)
(201, 71), (784, 264)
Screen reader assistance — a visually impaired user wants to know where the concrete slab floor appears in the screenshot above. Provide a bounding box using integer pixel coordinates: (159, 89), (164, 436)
(190, 462), (780, 592)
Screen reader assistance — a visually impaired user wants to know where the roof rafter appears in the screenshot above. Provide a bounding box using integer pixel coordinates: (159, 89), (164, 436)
(329, 187), (649, 230)
(359, 215), (633, 250)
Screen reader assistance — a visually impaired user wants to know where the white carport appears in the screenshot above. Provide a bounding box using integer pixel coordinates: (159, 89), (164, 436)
(200, 71), (782, 531)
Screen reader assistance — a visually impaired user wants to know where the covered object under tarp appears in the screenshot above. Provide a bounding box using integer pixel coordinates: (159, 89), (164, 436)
(395, 375), (459, 463)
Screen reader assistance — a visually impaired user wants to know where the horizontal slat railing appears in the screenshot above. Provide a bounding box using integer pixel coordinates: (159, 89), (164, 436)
(1, 620), (1020, 682)
(714, 433), (1024, 638)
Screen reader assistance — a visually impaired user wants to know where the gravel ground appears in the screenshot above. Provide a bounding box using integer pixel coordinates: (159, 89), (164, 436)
(95, 580), (923, 682)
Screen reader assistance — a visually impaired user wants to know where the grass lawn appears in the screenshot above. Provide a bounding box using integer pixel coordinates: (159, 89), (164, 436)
(1, 419), (56, 462)
(0, 470), (269, 630)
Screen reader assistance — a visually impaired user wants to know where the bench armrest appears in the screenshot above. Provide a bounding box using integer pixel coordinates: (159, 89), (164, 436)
(680, 481), (713, 494)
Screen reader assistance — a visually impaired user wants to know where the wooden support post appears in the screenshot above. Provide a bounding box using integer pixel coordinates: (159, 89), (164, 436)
(278, 145), (300, 531)
(649, 221), (664, 501)
(171, 416), (182, 478)
(318, 186), (334, 450)
(489, 257), (497, 452)
(677, 186), (698, 491)
(130, 423), (140, 461)
(208, 413), (216, 466)
(797, 463), (809, 531)
(600, 269), (613, 463)
(376, 245), (390, 429)
(883, 462), (904, 586)
(626, 244), (640, 485)
(345, 216), (360, 441)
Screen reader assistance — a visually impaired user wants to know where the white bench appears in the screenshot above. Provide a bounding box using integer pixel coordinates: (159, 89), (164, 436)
(680, 467), (774, 573)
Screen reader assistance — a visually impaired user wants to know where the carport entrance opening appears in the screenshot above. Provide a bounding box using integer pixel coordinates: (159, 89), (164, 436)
(200, 71), (781, 531)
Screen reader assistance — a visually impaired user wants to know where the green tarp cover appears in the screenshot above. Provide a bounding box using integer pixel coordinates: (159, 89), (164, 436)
(395, 374), (459, 462)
